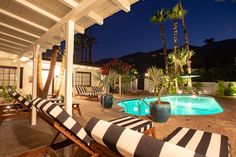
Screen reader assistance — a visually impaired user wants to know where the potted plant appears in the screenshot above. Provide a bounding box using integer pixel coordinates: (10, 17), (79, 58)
(93, 69), (117, 108)
(147, 66), (170, 123)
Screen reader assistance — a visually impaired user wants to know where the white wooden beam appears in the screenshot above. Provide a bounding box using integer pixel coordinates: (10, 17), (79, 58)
(31, 44), (40, 125)
(22, 0), (107, 55)
(0, 8), (48, 31)
(87, 11), (103, 25)
(0, 43), (24, 51)
(0, 38), (28, 47)
(14, 0), (61, 22)
(109, 0), (131, 12)
(0, 47), (20, 54)
(65, 20), (74, 116)
(75, 25), (85, 34)
(0, 31), (34, 44)
(59, 0), (79, 8)
(0, 50), (17, 59)
(0, 22), (40, 38)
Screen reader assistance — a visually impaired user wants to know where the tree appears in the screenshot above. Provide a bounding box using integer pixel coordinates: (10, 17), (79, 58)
(53, 52), (66, 97)
(74, 35), (81, 64)
(166, 4), (182, 56)
(150, 9), (168, 72)
(178, 0), (193, 86)
(37, 45), (60, 98)
(147, 66), (169, 104)
(37, 53), (43, 97)
(87, 36), (96, 63)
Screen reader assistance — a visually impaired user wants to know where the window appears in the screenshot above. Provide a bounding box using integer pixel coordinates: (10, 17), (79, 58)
(75, 72), (91, 87)
(0, 66), (23, 89)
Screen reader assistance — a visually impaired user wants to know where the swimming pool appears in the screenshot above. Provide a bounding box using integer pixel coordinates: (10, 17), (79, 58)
(117, 95), (223, 116)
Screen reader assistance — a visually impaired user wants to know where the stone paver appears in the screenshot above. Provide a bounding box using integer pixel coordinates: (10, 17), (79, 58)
(0, 94), (235, 157)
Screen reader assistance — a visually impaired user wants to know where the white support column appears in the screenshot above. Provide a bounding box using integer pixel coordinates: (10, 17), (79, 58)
(65, 20), (74, 116)
(16, 56), (21, 91)
(31, 44), (40, 125)
(119, 75), (122, 95)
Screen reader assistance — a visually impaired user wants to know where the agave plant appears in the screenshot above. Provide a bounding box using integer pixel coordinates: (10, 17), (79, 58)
(93, 69), (117, 94)
(147, 66), (169, 104)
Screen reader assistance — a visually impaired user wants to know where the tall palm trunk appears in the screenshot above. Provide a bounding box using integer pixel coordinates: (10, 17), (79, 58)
(75, 41), (79, 63)
(159, 23), (168, 73)
(179, 0), (192, 87)
(88, 44), (92, 63)
(37, 53), (43, 97)
(173, 19), (179, 91)
(173, 19), (178, 55)
(53, 53), (66, 97)
(41, 46), (58, 98)
(81, 44), (84, 63)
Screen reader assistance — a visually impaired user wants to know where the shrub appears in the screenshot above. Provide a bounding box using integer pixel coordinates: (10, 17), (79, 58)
(225, 82), (236, 96)
(216, 80), (225, 96)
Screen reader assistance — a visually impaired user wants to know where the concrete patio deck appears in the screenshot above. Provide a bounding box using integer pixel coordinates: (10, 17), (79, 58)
(0, 94), (235, 157)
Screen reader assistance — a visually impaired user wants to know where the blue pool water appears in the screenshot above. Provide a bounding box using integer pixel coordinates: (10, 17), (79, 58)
(117, 95), (223, 116)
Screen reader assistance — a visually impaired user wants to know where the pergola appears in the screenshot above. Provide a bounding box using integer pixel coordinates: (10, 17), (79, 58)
(0, 0), (138, 125)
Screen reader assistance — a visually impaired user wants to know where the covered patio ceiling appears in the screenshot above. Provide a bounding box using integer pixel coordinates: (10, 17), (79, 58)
(0, 0), (138, 59)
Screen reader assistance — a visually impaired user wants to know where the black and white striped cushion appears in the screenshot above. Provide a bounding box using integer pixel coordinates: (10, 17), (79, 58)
(109, 116), (152, 133)
(85, 117), (203, 157)
(75, 85), (86, 94)
(8, 89), (32, 108)
(163, 127), (230, 157)
(91, 86), (102, 93)
(32, 98), (92, 145)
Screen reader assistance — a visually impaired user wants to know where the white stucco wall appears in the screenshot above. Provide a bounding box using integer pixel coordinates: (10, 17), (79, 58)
(0, 58), (100, 96)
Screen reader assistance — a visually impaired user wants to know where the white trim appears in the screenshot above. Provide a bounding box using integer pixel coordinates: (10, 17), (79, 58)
(0, 31), (34, 44)
(0, 8), (48, 31)
(59, 0), (79, 8)
(109, 0), (131, 12)
(0, 43), (24, 51)
(0, 47), (20, 54)
(0, 38), (28, 47)
(75, 25), (85, 34)
(0, 22), (40, 38)
(87, 11), (103, 25)
(14, 0), (61, 22)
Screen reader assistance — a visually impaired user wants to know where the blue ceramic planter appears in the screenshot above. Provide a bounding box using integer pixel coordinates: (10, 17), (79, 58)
(101, 94), (113, 108)
(150, 101), (171, 123)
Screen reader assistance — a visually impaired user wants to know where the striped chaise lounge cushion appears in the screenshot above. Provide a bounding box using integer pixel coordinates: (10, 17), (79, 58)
(32, 98), (92, 145)
(109, 116), (152, 133)
(75, 85), (97, 97)
(91, 86), (102, 93)
(163, 127), (230, 157)
(8, 89), (32, 108)
(84, 117), (204, 157)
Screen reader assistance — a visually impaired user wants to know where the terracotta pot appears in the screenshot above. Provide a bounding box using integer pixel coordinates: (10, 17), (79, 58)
(101, 94), (113, 109)
(150, 101), (171, 123)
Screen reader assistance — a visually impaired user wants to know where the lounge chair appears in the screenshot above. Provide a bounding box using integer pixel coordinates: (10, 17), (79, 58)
(75, 85), (98, 100)
(8, 89), (156, 157)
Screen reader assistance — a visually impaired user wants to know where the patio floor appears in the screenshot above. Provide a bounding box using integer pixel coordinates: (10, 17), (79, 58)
(0, 94), (235, 157)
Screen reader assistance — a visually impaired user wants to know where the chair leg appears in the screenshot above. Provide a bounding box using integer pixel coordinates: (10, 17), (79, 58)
(70, 145), (79, 157)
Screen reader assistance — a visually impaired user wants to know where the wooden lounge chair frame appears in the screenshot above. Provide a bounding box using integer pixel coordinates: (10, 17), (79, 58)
(75, 85), (98, 100)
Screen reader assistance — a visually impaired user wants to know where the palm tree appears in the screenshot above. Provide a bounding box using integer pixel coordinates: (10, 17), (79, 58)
(74, 35), (81, 64)
(87, 36), (96, 63)
(41, 46), (59, 98)
(166, 4), (182, 55)
(178, 0), (193, 86)
(53, 52), (66, 97)
(37, 53), (43, 97)
(93, 69), (117, 94)
(147, 66), (169, 104)
(150, 9), (168, 72)
(178, 0), (188, 51)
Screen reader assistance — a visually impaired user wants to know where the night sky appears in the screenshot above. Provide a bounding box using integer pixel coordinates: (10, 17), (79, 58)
(89, 0), (236, 62)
